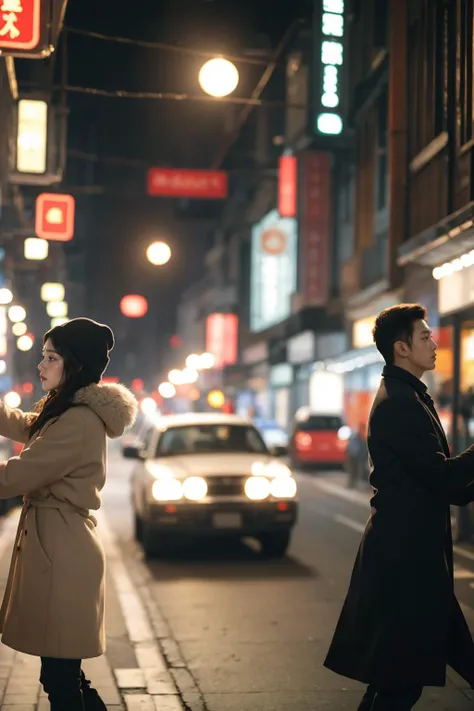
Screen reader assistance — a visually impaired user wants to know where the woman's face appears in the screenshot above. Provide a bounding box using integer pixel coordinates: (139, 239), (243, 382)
(38, 338), (65, 392)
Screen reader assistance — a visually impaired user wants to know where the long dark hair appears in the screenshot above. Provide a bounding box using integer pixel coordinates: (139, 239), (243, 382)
(29, 332), (97, 438)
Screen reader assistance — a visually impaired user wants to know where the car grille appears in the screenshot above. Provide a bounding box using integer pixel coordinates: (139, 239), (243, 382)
(206, 475), (247, 497)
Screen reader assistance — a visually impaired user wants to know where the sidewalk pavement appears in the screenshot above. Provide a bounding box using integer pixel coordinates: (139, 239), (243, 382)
(0, 507), (185, 711)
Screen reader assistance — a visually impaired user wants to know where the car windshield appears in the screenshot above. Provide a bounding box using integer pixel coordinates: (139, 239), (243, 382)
(295, 415), (343, 432)
(155, 424), (268, 457)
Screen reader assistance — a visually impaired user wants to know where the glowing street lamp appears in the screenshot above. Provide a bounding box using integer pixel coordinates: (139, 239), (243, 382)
(146, 241), (171, 266)
(198, 58), (239, 98)
(186, 354), (201, 370)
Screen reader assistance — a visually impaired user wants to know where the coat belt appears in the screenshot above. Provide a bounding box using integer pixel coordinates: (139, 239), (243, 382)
(16, 498), (97, 550)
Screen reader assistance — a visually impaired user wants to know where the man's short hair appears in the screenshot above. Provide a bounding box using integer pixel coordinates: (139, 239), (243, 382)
(372, 304), (427, 365)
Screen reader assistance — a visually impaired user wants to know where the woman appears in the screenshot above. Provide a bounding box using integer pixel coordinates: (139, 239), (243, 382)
(0, 318), (138, 710)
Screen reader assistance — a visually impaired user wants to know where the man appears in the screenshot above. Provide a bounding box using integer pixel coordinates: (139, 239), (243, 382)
(324, 304), (474, 710)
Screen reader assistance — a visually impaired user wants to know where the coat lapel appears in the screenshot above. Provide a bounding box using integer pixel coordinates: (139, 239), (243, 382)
(415, 393), (450, 457)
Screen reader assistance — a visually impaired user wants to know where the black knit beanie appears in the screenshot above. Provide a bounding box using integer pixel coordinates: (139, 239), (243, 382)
(44, 317), (115, 383)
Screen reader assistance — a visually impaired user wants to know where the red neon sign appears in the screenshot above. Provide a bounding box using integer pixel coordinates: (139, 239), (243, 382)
(278, 155), (297, 218)
(35, 193), (75, 242)
(147, 168), (228, 199)
(0, 0), (41, 52)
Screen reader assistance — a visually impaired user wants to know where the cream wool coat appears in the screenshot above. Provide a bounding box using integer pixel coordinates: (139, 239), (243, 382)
(0, 383), (137, 659)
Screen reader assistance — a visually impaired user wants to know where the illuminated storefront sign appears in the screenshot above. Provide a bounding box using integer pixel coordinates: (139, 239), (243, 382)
(316, 0), (345, 136)
(250, 210), (297, 332)
(16, 99), (47, 174)
(205, 313), (238, 369)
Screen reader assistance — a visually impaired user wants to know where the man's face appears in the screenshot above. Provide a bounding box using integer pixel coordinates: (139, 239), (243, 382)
(395, 319), (437, 375)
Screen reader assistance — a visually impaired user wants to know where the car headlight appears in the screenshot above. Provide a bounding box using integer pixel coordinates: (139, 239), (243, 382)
(270, 477), (297, 498)
(266, 461), (292, 478)
(245, 476), (271, 501)
(182, 476), (208, 501)
(152, 479), (183, 502)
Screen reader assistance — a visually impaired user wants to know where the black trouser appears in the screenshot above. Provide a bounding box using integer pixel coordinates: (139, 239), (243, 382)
(357, 684), (423, 711)
(40, 657), (83, 710)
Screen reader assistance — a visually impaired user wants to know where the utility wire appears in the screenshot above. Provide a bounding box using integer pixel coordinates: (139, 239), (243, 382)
(65, 26), (270, 66)
(58, 84), (287, 106)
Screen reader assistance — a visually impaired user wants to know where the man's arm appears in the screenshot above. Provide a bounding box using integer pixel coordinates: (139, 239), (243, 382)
(374, 398), (474, 504)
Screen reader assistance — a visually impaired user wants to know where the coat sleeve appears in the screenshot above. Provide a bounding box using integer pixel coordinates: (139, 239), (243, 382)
(0, 403), (33, 444)
(374, 398), (474, 505)
(0, 409), (85, 499)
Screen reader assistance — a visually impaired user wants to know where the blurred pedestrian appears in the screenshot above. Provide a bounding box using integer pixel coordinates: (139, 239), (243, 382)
(0, 318), (138, 710)
(345, 423), (368, 489)
(324, 304), (474, 710)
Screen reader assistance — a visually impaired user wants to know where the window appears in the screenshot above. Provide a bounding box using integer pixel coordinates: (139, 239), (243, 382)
(407, 0), (448, 158)
(460, 0), (473, 146)
(294, 415), (343, 432)
(374, 88), (388, 211)
(155, 424), (268, 457)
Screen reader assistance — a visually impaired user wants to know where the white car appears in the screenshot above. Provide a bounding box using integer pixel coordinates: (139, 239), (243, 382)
(124, 413), (298, 558)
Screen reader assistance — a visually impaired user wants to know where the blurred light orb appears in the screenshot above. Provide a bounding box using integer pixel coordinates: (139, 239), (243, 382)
(4, 391), (21, 408)
(17, 334), (34, 352)
(140, 397), (157, 416)
(186, 354), (201, 370)
(12, 322), (27, 337)
(199, 58), (239, 98)
(8, 305), (26, 323)
(146, 241), (171, 266)
(120, 294), (148, 318)
(0, 289), (13, 305)
(199, 352), (216, 369)
(158, 382), (176, 399)
(168, 369), (184, 386)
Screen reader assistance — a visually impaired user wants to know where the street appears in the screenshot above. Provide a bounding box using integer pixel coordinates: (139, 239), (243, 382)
(0, 447), (473, 710)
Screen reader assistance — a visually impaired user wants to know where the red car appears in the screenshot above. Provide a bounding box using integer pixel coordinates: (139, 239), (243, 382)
(290, 412), (351, 469)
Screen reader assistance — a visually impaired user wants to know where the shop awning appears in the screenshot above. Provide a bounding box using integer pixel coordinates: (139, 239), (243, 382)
(398, 202), (474, 268)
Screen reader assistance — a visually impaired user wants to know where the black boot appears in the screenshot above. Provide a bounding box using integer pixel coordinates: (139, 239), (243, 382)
(81, 670), (107, 711)
(40, 657), (85, 711)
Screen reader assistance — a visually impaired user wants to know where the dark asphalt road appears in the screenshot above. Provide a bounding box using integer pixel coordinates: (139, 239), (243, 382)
(103, 445), (474, 711)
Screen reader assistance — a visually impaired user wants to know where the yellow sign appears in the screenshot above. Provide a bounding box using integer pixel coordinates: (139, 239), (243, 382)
(353, 315), (376, 349)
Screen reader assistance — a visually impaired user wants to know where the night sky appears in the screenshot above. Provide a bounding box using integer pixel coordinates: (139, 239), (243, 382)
(43, 0), (312, 385)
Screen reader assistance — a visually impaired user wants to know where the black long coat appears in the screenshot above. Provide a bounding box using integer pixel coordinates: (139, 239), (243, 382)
(324, 365), (474, 688)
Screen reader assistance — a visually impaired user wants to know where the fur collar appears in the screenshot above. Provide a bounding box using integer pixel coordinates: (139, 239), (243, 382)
(73, 382), (138, 438)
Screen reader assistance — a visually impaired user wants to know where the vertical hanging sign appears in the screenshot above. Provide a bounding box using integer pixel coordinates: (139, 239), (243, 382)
(315, 0), (345, 135)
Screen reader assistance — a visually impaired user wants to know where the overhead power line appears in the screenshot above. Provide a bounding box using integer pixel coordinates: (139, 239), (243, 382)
(65, 26), (270, 66)
(59, 84), (288, 106)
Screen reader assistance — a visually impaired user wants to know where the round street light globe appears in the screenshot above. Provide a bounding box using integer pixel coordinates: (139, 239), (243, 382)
(8, 305), (26, 323)
(146, 241), (171, 266)
(199, 58), (239, 98)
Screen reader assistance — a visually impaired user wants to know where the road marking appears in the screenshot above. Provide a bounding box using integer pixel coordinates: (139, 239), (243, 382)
(334, 514), (366, 534)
